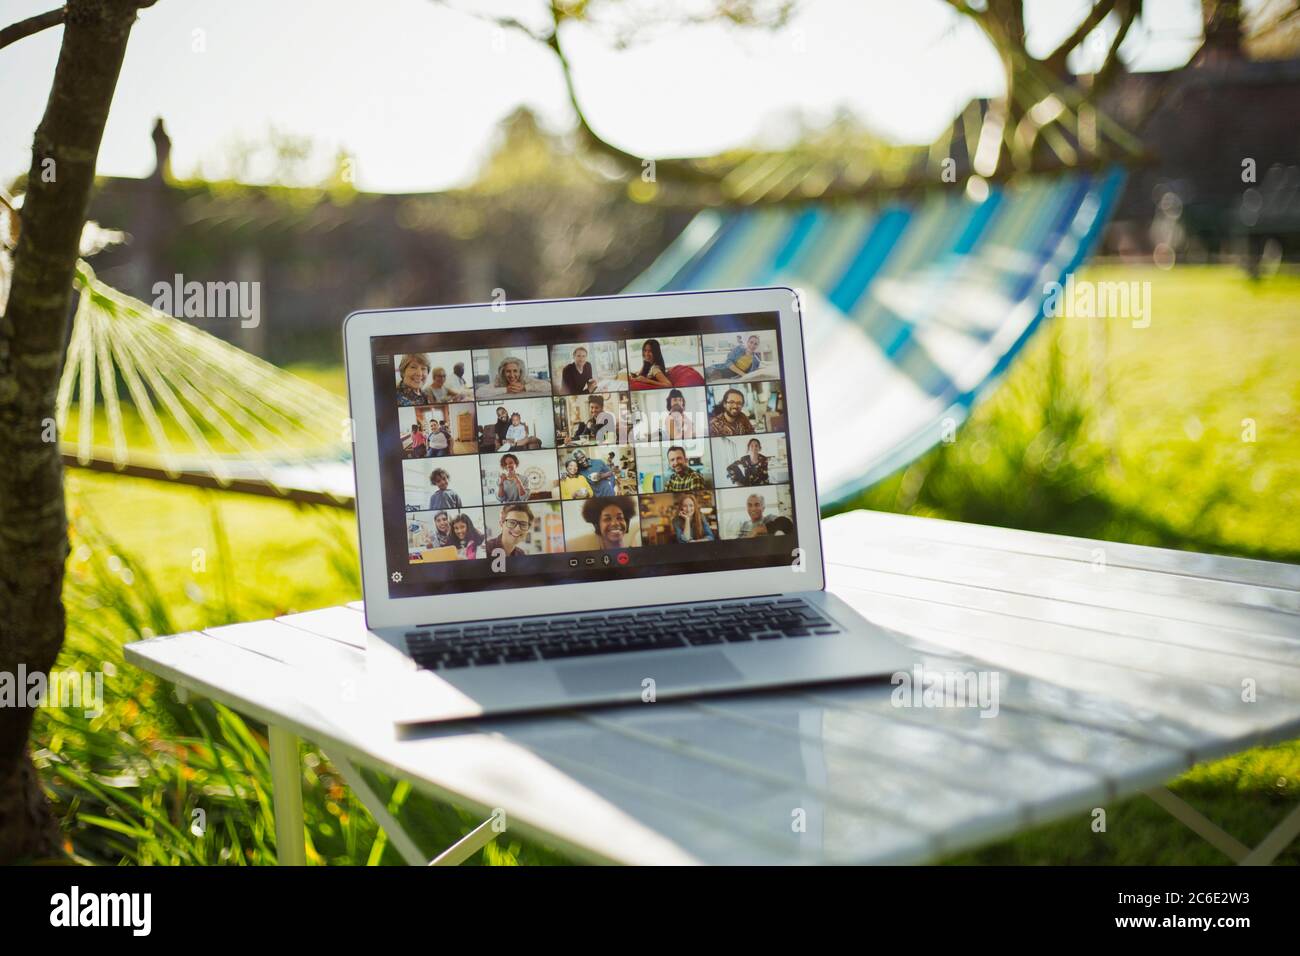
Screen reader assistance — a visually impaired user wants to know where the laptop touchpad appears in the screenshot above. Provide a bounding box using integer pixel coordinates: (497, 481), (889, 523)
(557, 652), (743, 695)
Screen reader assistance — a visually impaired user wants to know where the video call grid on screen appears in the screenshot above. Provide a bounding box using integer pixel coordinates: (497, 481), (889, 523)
(371, 312), (799, 596)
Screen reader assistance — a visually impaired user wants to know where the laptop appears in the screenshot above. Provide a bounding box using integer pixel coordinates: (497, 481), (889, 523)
(343, 287), (913, 725)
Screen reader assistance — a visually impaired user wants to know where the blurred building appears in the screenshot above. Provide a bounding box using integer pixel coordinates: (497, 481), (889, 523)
(1098, 0), (1300, 265)
(85, 110), (689, 363)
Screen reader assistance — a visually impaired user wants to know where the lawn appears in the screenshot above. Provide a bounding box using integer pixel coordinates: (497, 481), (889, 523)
(36, 263), (1299, 865)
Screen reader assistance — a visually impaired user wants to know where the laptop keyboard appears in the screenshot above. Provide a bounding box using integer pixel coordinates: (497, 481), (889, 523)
(405, 597), (841, 672)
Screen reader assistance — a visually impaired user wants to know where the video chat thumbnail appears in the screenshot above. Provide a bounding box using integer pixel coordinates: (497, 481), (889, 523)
(550, 341), (629, 395)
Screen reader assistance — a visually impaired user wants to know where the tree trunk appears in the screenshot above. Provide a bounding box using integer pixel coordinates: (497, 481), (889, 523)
(0, 0), (148, 864)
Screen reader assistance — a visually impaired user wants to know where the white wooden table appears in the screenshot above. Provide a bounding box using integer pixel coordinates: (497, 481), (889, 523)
(124, 511), (1300, 865)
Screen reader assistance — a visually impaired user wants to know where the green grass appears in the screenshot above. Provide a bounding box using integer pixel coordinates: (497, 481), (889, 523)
(35, 264), (1299, 865)
(844, 264), (1300, 561)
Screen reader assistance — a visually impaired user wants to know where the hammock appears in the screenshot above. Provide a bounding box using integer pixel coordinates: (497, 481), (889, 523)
(628, 167), (1127, 508)
(55, 260), (354, 505)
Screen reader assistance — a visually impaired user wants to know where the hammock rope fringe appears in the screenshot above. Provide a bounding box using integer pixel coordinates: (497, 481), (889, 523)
(56, 260), (354, 503)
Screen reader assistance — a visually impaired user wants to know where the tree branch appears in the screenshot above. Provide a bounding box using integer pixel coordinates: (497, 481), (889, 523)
(0, 7), (65, 51)
(543, 3), (727, 187)
(1044, 0), (1117, 72)
(1091, 0), (1141, 93)
(450, 0), (787, 192)
(941, 0), (982, 19)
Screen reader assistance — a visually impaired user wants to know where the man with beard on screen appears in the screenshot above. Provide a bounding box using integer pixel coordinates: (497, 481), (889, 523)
(709, 388), (755, 437)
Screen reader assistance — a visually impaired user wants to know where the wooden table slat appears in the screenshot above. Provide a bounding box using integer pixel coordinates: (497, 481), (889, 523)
(825, 511), (1300, 591)
(829, 564), (1300, 667)
(838, 608), (1300, 749)
(828, 545), (1299, 636)
(206, 618), (366, 674)
(692, 697), (1109, 823)
(497, 726), (877, 864)
(275, 605), (370, 649)
(496, 713), (937, 864)
(576, 708), (1020, 840)
(835, 533), (1300, 613)
(833, 578), (1300, 699)
(800, 687), (1190, 799)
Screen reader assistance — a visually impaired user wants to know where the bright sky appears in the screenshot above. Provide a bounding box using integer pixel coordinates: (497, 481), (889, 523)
(0, 0), (1214, 194)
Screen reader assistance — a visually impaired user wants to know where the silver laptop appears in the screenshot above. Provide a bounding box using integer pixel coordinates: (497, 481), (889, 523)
(343, 287), (912, 725)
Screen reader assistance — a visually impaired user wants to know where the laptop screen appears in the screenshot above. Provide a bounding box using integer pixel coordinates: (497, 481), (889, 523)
(368, 311), (799, 597)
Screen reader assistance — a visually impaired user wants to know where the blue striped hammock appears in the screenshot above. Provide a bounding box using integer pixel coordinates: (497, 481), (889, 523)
(629, 167), (1126, 507)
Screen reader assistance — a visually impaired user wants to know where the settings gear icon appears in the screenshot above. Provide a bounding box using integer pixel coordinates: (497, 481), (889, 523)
(390, 571), (403, 583)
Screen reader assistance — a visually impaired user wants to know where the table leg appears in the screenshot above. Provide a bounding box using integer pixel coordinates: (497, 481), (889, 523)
(1146, 787), (1300, 865)
(1144, 788), (1249, 862)
(325, 749), (501, 865)
(1241, 801), (1300, 866)
(269, 724), (307, 866)
(324, 749), (427, 865)
(429, 816), (500, 866)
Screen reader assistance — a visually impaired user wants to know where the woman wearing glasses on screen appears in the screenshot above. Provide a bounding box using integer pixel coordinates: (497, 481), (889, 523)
(426, 366), (471, 402)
